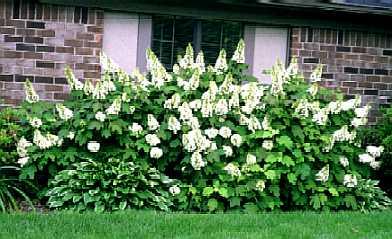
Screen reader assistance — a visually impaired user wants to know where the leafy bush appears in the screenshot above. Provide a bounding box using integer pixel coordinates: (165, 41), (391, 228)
(47, 158), (173, 212)
(359, 107), (392, 196)
(0, 108), (22, 166)
(16, 41), (389, 212)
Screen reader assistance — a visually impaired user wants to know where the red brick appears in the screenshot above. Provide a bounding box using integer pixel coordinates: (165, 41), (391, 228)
(75, 47), (94, 56)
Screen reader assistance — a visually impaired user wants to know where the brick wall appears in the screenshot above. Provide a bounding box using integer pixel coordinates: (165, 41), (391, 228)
(290, 27), (392, 122)
(0, 0), (103, 106)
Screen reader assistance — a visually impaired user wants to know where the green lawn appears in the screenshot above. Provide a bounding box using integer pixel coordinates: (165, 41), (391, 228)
(1, 211), (392, 239)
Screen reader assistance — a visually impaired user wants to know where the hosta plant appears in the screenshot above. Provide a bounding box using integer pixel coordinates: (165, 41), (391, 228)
(16, 40), (389, 212)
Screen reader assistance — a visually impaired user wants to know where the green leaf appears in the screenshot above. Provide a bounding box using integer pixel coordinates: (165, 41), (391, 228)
(218, 188), (228, 198)
(203, 187), (214, 196)
(119, 201), (127, 210)
(265, 170), (276, 180)
(328, 187), (339, 197)
(207, 198), (218, 212)
(277, 135), (293, 149)
(229, 197), (241, 208)
(88, 120), (101, 130)
(282, 156), (295, 166)
(287, 173), (297, 184)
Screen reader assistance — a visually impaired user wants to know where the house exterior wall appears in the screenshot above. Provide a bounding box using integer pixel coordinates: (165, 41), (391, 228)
(1, 0), (392, 120)
(0, 0), (103, 106)
(290, 27), (392, 122)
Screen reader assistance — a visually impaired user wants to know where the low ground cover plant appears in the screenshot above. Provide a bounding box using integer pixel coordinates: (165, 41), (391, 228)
(13, 41), (391, 212)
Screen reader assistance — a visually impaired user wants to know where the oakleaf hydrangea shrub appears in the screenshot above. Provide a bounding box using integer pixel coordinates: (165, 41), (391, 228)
(16, 40), (390, 212)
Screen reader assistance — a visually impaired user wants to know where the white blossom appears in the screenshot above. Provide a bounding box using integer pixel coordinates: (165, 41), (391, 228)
(17, 157), (29, 167)
(224, 163), (241, 177)
(230, 134), (242, 147)
(358, 153), (374, 163)
(95, 111), (106, 122)
(223, 145), (233, 157)
(129, 123), (143, 135)
(169, 185), (181, 195)
(145, 134), (160, 146)
(255, 180), (265, 192)
(183, 129), (211, 153)
(214, 49), (228, 74)
(29, 117), (42, 128)
(168, 116), (181, 134)
(310, 65), (323, 82)
(315, 165), (329, 183)
(16, 137), (32, 158)
(24, 80), (39, 103)
(366, 146), (384, 158)
(195, 51), (205, 73)
(178, 102), (193, 121)
(204, 128), (219, 139)
(33, 130), (60, 149)
(231, 39), (245, 63)
(191, 151), (206, 170)
(343, 174), (358, 188)
(307, 83), (319, 97)
(189, 99), (202, 110)
(87, 141), (100, 153)
(56, 104), (73, 121)
(355, 106), (370, 118)
(215, 99), (229, 115)
(147, 114), (160, 131)
(262, 140), (274, 150)
(105, 98), (122, 115)
(150, 147), (163, 159)
(219, 126), (232, 139)
(339, 156), (349, 167)
(246, 153), (257, 165)
(67, 131), (75, 140)
(370, 160), (381, 169)
(247, 115), (262, 133)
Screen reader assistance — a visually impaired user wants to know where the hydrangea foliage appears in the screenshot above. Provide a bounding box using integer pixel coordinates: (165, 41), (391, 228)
(17, 41), (390, 212)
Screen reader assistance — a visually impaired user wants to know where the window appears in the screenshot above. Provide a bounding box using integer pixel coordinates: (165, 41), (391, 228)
(152, 15), (243, 68)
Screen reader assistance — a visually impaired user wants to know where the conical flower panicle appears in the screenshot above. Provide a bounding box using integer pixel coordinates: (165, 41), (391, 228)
(231, 39), (245, 64)
(64, 67), (83, 91)
(24, 80), (39, 103)
(214, 49), (228, 74)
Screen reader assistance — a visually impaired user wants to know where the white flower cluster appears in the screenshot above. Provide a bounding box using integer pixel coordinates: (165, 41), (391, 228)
(358, 146), (384, 169)
(255, 180), (265, 192)
(24, 80), (39, 103)
(56, 104), (73, 121)
(29, 117), (42, 128)
(315, 165), (329, 183)
(224, 163), (241, 177)
(214, 49), (228, 74)
(150, 147), (163, 159)
(92, 79), (116, 100)
(33, 130), (62, 150)
(145, 134), (161, 146)
(231, 39), (245, 64)
(129, 122), (143, 135)
(246, 153), (257, 165)
(191, 151), (206, 170)
(262, 140), (274, 150)
(164, 93), (181, 109)
(146, 48), (171, 88)
(147, 114), (160, 131)
(64, 67), (83, 91)
(169, 185), (181, 195)
(343, 174), (358, 188)
(230, 134), (242, 147)
(95, 111), (106, 122)
(339, 156), (349, 167)
(16, 137), (32, 167)
(106, 98), (122, 115)
(325, 125), (356, 151)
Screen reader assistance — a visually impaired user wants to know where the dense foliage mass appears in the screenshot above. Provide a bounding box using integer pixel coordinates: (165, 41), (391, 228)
(359, 107), (392, 196)
(15, 41), (390, 212)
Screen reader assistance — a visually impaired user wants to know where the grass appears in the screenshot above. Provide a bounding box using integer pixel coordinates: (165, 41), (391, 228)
(1, 210), (392, 239)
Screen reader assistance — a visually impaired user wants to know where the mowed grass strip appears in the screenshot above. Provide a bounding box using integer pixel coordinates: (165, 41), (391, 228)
(1, 211), (392, 239)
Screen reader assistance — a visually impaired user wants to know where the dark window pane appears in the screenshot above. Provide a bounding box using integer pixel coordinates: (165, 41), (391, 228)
(152, 16), (242, 68)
